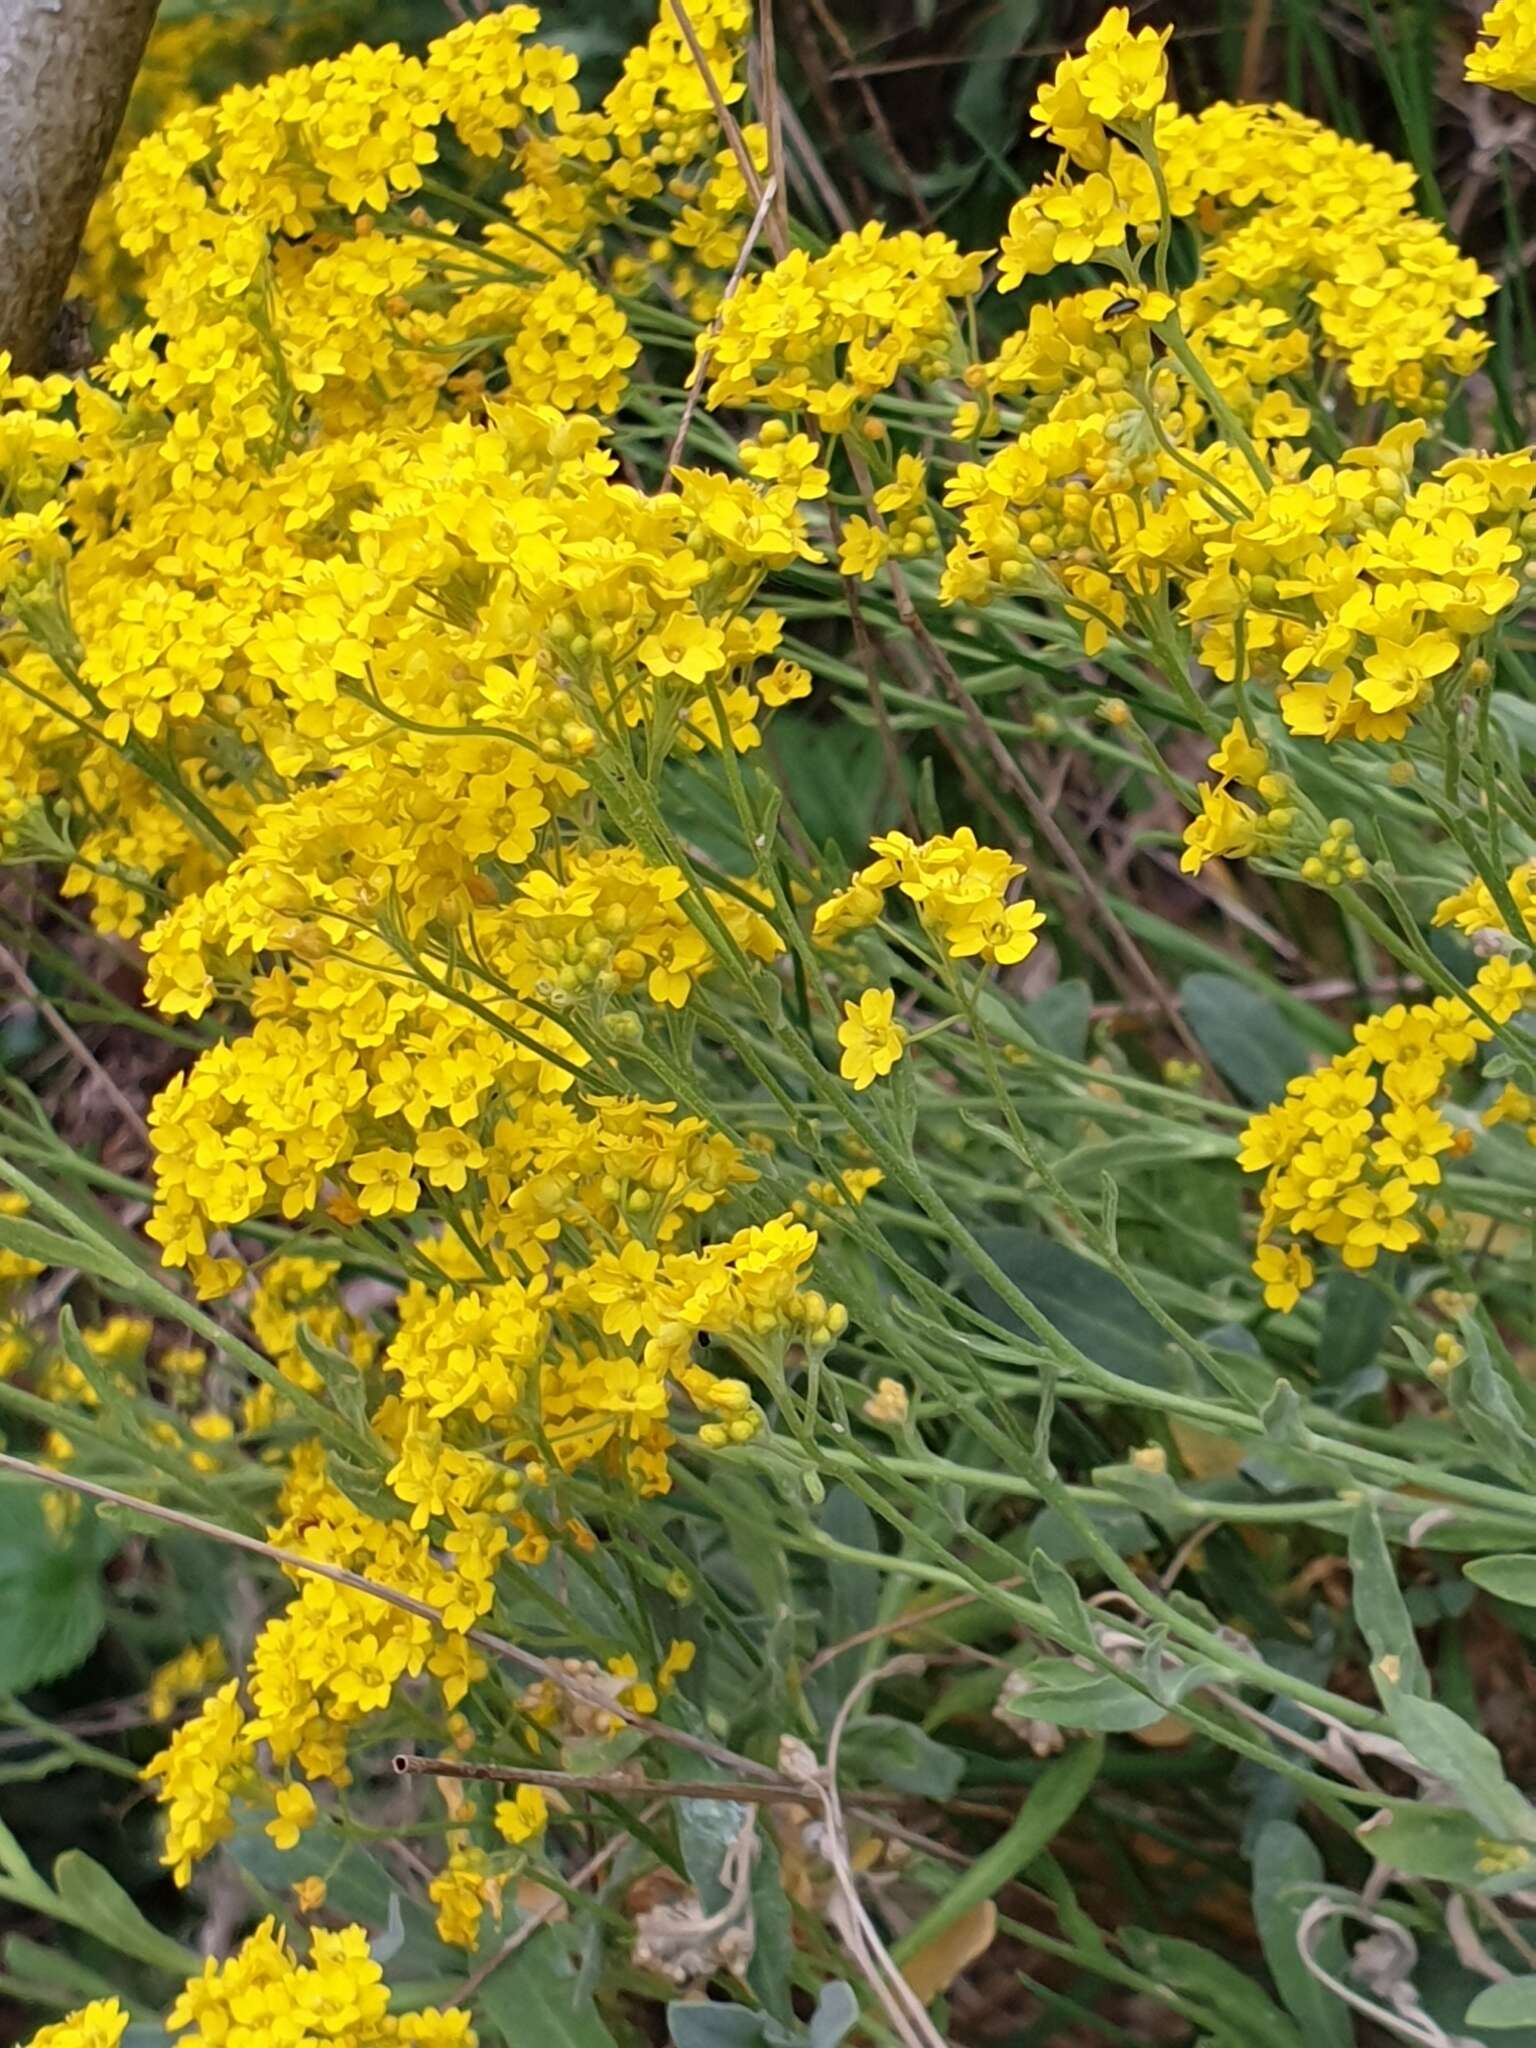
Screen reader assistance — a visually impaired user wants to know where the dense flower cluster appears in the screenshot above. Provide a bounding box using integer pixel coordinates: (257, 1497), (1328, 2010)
(0, 0), (856, 1903)
(815, 828), (1044, 967)
(1467, 0), (1536, 101)
(4, 6), (1536, 2018)
(1239, 956), (1535, 1298)
(28, 1920), (472, 2048)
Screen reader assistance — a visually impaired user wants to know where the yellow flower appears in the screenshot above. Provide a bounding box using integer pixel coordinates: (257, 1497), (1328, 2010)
(347, 1148), (420, 1219)
(22, 2002), (128, 2048)
(837, 988), (906, 1090)
(266, 1780), (318, 1851)
(494, 1783), (549, 1846)
(1180, 785), (1261, 875)
(1467, 0), (1536, 100)
(1252, 1242), (1314, 1313)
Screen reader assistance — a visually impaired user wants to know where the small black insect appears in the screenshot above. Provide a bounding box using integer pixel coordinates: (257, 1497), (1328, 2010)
(1101, 295), (1140, 320)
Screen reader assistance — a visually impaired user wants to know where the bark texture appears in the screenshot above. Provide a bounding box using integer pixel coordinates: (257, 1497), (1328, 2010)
(0, 0), (159, 372)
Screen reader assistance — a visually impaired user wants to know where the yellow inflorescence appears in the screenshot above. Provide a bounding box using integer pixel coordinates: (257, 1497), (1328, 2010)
(1467, 0), (1536, 101)
(1239, 957), (1535, 1298)
(4, 0), (1536, 1963)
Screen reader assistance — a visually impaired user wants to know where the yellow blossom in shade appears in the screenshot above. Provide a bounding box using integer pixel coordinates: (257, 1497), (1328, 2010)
(146, 1637), (227, 1723)
(266, 1780), (318, 1851)
(837, 988), (906, 1090)
(1180, 785), (1261, 875)
(1253, 1242), (1314, 1313)
(813, 879), (886, 944)
(1473, 955), (1536, 1024)
(142, 1680), (256, 1886)
(21, 2002), (128, 2048)
(1467, 0), (1536, 100)
(658, 1637), (696, 1689)
(758, 659), (812, 707)
(430, 1845), (495, 1950)
(292, 1875), (328, 1913)
(837, 517), (891, 581)
(1208, 721), (1268, 788)
(494, 1783), (549, 1846)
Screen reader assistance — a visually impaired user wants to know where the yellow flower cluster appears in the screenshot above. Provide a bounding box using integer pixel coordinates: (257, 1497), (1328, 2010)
(146, 1637), (227, 1723)
(815, 827), (1044, 968)
(1180, 721), (1294, 876)
(1434, 859), (1536, 951)
(1467, 0), (1536, 101)
(22, 1917), (473, 2048)
(23, 2003), (130, 2048)
(1000, 72), (1491, 411)
(1239, 956), (1535, 1298)
(707, 224), (985, 431)
(6, 0), (1535, 1959)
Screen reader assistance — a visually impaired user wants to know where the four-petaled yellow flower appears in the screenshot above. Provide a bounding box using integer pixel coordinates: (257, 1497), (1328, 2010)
(837, 988), (906, 1091)
(494, 1783), (550, 1846)
(266, 1780), (317, 1851)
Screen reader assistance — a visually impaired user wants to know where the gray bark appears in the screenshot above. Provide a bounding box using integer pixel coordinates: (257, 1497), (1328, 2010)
(0, 0), (159, 373)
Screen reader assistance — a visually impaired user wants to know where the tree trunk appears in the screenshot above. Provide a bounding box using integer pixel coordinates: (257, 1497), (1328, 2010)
(0, 0), (159, 373)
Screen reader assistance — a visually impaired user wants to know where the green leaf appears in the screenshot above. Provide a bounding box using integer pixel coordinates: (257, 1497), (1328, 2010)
(998, 1659), (1164, 1734)
(1029, 1505), (1152, 1570)
(894, 1738), (1103, 1969)
(979, 981), (1092, 1063)
(1180, 974), (1309, 1107)
(953, 0), (1039, 148)
(1387, 1693), (1536, 1840)
(51, 1852), (198, 1977)
(772, 716), (885, 861)
(479, 1927), (620, 2047)
(1358, 1802), (1535, 1893)
(1348, 1500), (1428, 1698)
(1317, 1269), (1392, 1384)
(0, 1484), (110, 1693)
(3, 1932), (131, 2005)
(962, 1230), (1176, 1388)
(808, 1486), (881, 1724)
(1469, 1978), (1536, 2029)
(840, 1716), (963, 1799)
(0, 1213), (88, 1271)
(807, 1983), (859, 2048)
(1250, 1823), (1350, 2048)
(668, 2008), (771, 2048)
(1019, 979), (1091, 1061)
(1029, 1551), (1096, 1650)
(1465, 1555), (1536, 1607)
(1119, 1930), (1305, 2048)
(1444, 1324), (1536, 1487)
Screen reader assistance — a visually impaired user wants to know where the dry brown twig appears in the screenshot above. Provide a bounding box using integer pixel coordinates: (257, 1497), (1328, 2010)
(668, 0), (788, 259)
(812, 1654), (949, 2048)
(748, 0), (791, 258)
(0, 937), (149, 1142)
(666, 173), (780, 477)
